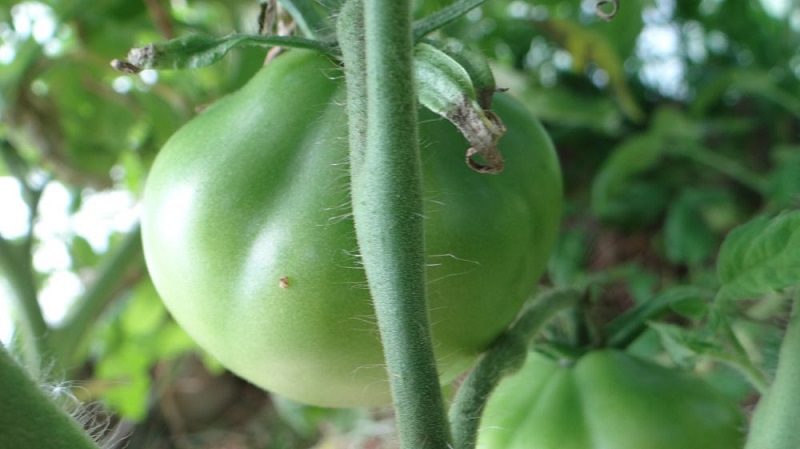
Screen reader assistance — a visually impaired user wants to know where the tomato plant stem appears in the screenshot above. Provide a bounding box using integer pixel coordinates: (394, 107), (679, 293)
(745, 290), (800, 449)
(339, 0), (452, 447)
(0, 141), (50, 375)
(0, 345), (102, 449)
(0, 235), (49, 377)
(412, 0), (485, 41)
(450, 288), (581, 449)
(55, 225), (144, 368)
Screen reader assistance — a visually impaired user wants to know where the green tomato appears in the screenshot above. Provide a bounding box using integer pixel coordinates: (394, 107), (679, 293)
(478, 350), (745, 449)
(141, 49), (562, 407)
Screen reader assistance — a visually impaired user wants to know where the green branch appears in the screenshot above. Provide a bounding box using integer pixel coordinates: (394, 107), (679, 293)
(0, 345), (100, 449)
(449, 288), (581, 449)
(339, 0), (451, 447)
(745, 290), (800, 449)
(412, 0), (485, 41)
(54, 224), (144, 368)
(0, 141), (50, 376)
(111, 33), (335, 73)
(0, 236), (49, 376)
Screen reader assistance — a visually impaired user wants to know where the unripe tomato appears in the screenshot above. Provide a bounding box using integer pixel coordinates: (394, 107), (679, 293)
(141, 49), (562, 407)
(478, 350), (745, 449)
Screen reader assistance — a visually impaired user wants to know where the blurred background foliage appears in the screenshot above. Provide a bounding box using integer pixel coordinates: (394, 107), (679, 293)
(0, 0), (798, 448)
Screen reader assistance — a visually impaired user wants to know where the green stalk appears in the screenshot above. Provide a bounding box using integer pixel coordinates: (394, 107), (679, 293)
(54, 224), (144, 368)
(0, 236), (49, 377)
(449, 288), (581, 449)
(0, 141), (50, 375)
(745, 290), (800, 449)
(412, 0), (485, 41)
(0, 345), (100, 449)
(339, 0), (451, 447)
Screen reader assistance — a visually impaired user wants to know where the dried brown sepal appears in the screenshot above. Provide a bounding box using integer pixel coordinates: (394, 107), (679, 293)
(258, 0), (277, 35)
(110, 44), (157, 74)
(449, 103), (506, 174)
(110, 59), (142, 74)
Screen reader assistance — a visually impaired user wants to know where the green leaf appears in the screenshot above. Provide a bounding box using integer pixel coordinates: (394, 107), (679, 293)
(94, 343), (151, 420)
(413, 42), (506, 173)
(670, 296), (710, 320)
(663, 190), (724, 265)
(425, 39), (496, 108)
(121, 281), (165, 336)
(649, 321), (720, 367)
(766, 146), (800, 210)
(547, 227), (590, 287)
(93, 280), (197, 419)
(591, 133), (670, 223)
(68, 236), (99, 270)
(591, 108), (713, 225)
(717, 211), (800, 300)
(606, 286), (711, 348)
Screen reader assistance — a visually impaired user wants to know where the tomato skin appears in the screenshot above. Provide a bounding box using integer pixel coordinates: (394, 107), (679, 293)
(141, 49), (562, 407)
(478, 350), (745, 449)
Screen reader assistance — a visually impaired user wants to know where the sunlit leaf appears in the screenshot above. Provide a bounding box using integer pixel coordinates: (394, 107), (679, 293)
(69, 236), (99, 270)
(94, 344), (151, 421)
(93, 280), (197, 420)
(717, 210), (800, 300)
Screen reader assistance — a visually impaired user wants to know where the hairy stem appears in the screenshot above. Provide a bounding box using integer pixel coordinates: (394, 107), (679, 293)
(0, 142), (51, 375)
(0, 345), (100, 449)
(745, 290), (800, 449)
(449, 288), (581, 449)
(339, 0), (452, 447)
(0, 236), (49, 376)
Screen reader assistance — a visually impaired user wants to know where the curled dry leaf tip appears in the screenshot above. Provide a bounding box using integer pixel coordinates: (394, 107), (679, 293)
(110, 59), (142, 74)
(595, 0), (619, 21)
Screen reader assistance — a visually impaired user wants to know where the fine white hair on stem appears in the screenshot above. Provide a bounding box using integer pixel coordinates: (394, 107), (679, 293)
(41, 377), (130, 449)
